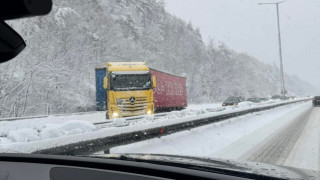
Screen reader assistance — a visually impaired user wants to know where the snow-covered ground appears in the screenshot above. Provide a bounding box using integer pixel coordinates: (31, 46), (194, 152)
(0, 113), (105, 144)
(0, 98), (308, 153)
(111, 101), (309, 155)
(111, 101), (317, 171)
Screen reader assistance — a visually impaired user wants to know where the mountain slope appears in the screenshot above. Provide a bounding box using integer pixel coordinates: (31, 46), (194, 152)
(0, 0), (316, 117)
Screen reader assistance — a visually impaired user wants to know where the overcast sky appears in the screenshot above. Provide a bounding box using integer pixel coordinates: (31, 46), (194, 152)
(166, 0), (320, 89)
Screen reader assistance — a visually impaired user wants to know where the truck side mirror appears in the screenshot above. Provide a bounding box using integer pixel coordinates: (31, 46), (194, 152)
(152, 76), (156, 88)
(103, 77), (108, 90)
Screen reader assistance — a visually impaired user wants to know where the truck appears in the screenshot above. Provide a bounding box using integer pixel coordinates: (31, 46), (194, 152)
(95, 62), (187, 119)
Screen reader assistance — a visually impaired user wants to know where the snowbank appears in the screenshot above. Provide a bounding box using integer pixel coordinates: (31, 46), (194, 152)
(40, 120), (95, 139)
(238, 101), (256, 107)
(8, 129), (40, 142)
(2, 120), (95, 143)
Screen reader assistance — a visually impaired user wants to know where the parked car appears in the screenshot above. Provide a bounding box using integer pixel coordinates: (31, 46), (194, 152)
(259, 97), (268, 102)
(312, 96), (320, 106)
(247, 97), (261, 103)
(222, 96), (244, 106)
(271, 95), (282, 100)
(289, 96), (297, 100)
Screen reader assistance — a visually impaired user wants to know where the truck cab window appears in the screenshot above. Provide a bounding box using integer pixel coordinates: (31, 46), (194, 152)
(110, 73), (152, 91)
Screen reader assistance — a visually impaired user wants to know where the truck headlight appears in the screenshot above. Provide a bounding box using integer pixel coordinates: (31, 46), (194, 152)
(112, 111), (119, 118)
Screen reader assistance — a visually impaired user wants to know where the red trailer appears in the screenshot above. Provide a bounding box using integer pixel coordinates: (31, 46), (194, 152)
(150, 68), (187, 111)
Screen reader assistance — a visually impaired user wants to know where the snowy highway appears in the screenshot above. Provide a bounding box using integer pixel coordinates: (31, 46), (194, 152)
(111, 101), (319, 171)
(0, 98), (311, 156)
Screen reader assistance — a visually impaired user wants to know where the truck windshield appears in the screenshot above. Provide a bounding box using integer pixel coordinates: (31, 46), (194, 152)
(110, 73), (151, 91)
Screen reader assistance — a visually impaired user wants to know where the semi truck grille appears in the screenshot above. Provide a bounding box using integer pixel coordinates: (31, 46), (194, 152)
(118, 97), (148, 117)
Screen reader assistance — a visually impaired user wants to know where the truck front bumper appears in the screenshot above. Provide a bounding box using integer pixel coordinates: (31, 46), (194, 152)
(108, 103), (154, 119)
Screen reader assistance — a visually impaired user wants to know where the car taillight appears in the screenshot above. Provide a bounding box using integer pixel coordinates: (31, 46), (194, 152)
(313, 99), (316, 101)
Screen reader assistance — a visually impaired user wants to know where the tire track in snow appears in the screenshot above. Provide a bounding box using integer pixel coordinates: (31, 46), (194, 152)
(246, 107), (313, 165)
(282, 107), (320, 170)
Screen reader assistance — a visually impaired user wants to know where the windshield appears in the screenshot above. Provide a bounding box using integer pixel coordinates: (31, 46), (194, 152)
(1, 0), (320, 178)
(110, 73), (151, 91)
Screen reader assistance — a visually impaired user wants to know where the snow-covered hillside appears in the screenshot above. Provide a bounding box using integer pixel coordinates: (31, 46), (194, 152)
(0, 0), (317, 118)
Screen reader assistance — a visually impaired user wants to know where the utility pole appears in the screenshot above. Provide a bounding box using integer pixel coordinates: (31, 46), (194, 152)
(258, 1), (286, 96)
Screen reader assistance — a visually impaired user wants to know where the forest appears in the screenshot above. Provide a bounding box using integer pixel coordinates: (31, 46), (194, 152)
(0, 0), (317, 118)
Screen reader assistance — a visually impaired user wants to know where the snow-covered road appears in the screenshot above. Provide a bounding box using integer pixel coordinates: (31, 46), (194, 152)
(0, 99), (285, 145)
(111, 101), (318, 171)
(0, 98), (309, 155)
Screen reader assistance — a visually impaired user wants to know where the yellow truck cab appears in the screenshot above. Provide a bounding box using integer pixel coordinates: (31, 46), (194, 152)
(102, 62), (156, 119)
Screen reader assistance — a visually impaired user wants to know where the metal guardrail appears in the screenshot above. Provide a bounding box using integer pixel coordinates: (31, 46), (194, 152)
(34, 99), (311, 155)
